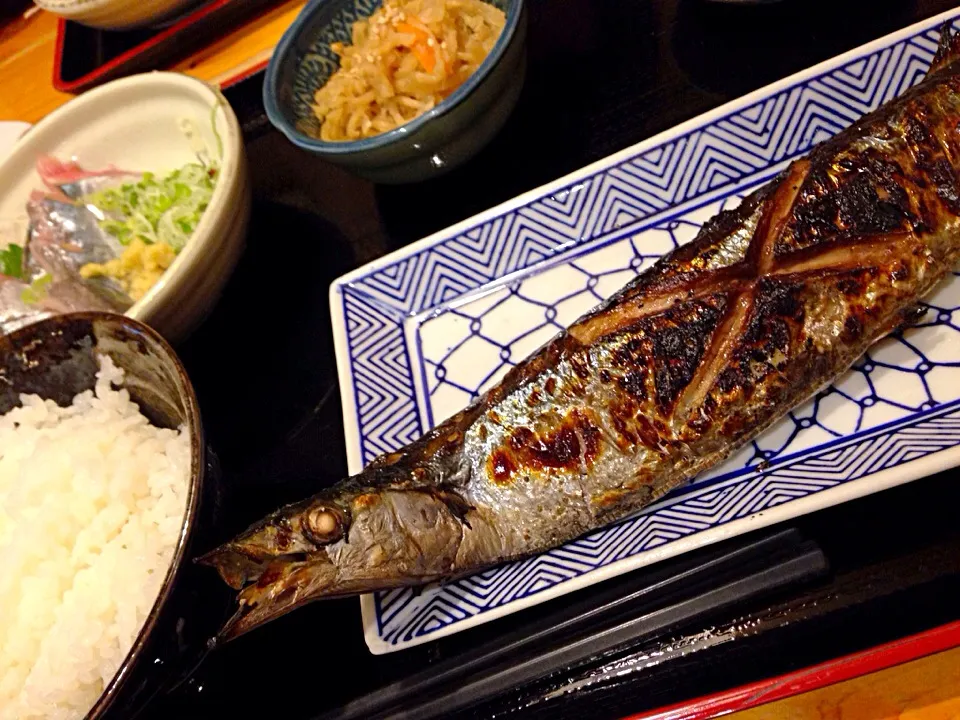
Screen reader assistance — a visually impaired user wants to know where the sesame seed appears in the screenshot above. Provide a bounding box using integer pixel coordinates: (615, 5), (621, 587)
(427, 37), (436, 46)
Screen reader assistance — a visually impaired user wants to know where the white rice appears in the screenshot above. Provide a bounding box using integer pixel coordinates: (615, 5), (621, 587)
(0, 355), (190, 720)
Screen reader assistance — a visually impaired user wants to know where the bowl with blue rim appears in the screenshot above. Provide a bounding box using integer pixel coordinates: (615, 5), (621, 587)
(263, 0), (527, 184)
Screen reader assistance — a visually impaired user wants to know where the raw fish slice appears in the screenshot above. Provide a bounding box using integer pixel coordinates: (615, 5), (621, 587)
(0, 275), (53, 335)
(25, 199), (132, 313)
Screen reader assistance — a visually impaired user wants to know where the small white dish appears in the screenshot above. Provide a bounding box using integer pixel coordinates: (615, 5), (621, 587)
(0, 122), (30, 161)
(33, 0), (202, 30)
(0, 72), (249, 343)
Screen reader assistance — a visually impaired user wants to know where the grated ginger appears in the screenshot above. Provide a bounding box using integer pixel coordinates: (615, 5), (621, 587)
(79, 239), (176, 301)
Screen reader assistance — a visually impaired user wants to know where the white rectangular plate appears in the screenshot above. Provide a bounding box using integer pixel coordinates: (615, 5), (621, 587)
(330, 9), (960, 654)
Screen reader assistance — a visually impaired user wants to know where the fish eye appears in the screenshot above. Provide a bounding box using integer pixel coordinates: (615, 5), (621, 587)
(302, 505), (348, 545)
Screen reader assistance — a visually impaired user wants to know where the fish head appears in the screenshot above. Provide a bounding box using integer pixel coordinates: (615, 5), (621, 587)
(199, 484), (472, 640)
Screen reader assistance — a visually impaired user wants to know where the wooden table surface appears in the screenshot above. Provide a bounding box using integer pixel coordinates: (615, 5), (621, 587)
(0, 4), (959, 719)
(731, 646), (960, 720)
(0, 2), (305, 124)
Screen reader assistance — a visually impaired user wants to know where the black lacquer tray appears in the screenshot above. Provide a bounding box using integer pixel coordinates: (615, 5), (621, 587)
(134, 0), (960, 717)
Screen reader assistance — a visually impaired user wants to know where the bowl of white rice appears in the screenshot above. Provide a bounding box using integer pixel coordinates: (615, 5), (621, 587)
(0, 312), (224, 720)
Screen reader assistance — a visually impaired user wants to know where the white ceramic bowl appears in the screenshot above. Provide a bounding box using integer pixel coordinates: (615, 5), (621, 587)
(33, 0), (201, 30)
(0, 72), (250, 343)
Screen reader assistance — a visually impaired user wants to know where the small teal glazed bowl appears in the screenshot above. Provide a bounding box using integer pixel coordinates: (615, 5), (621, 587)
(263, 0), (527, 184)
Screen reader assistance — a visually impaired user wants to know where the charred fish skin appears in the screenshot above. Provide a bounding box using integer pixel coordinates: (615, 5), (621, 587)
(202, 27), (960, 640)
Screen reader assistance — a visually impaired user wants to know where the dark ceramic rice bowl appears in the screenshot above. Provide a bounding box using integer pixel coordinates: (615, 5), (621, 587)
(0, 313), (229, 719)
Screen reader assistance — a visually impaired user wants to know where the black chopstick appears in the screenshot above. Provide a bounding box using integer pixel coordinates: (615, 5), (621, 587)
(320, 528), (828, 720)
(396, 545), (826, 720)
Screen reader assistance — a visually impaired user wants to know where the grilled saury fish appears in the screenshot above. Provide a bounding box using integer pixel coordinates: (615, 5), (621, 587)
(202, 27), (960, 640)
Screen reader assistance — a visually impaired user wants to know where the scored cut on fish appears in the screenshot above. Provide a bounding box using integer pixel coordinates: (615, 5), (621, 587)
(201, 25), (960, 641)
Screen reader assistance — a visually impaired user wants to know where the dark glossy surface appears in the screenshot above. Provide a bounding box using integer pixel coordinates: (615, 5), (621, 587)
(143, 0), (960, 717)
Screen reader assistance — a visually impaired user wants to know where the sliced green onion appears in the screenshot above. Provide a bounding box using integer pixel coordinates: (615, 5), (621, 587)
(81, 159), (218, 252)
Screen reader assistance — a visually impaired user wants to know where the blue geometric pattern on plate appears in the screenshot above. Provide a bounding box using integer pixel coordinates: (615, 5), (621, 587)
(332, 12), (960, 652)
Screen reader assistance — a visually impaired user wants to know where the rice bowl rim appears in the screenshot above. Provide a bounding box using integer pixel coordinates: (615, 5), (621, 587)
(0, 311), (205, 720)
(264, 0), (524, 155)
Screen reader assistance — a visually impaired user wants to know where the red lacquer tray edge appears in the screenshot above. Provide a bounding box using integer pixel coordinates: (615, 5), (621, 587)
(52, 0), (274, 94)
(623, 619), (960, 720)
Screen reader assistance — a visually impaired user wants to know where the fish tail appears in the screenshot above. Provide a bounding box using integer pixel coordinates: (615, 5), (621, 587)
(931, 21), (960, 74)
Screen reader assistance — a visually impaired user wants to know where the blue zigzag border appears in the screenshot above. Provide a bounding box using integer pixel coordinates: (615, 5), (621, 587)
(372, 400), (960, 644)
(331, 11), (960, 649)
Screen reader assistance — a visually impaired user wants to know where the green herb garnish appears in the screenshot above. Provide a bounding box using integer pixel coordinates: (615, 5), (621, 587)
(81, 163), (219, 252)
(77, 103), (224, 253)
(0, 243), (24, 279)
(21, 272), (52, 305)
